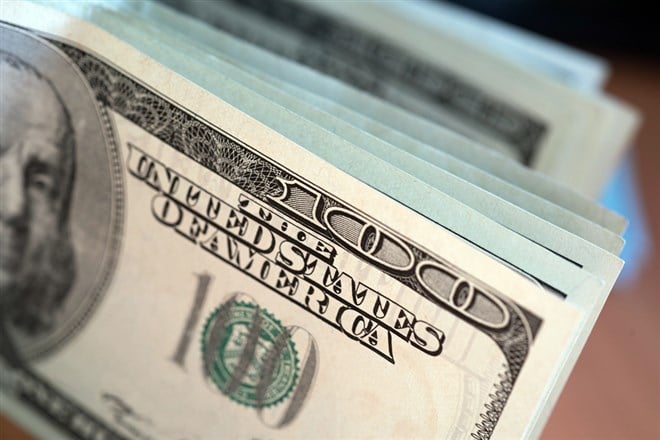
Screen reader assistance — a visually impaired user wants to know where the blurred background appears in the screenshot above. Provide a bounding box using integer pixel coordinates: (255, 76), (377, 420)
(447, 0), (659, 56)
(1, 1), (658, 439)
(444, 1), (659, 438)
(542, 58), (659, 440)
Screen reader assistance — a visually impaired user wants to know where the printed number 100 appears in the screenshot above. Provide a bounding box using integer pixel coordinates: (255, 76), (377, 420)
(170, 273), (318, 428)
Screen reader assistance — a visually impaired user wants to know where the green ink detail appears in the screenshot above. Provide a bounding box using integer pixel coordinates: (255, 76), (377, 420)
(201, 301), (299, 408)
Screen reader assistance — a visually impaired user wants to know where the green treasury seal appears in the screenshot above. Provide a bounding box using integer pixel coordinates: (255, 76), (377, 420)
(201, 301), (299, 408)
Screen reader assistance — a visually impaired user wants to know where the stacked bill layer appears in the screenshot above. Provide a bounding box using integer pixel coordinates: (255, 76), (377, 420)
(0, 1), (639, 439)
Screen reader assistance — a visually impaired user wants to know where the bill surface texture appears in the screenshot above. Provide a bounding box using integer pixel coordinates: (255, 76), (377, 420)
(161, 0), (638, 196)
(0, 3), (580, 439)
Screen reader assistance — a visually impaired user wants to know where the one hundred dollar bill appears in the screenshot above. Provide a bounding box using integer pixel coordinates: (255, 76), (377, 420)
(160, 0), (639, 196)
(107, 0), (626, 256)
(48, 0), (618, 306)
(99, 0), (625, 254)
(0, 3), (590, 439)
(92, 0), (625, 301)
(77, 9), (623, 432)
(128, 0), (629, 236)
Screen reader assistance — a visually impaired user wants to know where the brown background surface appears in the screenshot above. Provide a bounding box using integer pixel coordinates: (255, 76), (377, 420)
(1, 58), (659, 440)
(541, 56), (660, 440)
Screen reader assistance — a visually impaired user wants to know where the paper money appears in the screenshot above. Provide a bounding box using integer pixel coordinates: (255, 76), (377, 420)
(78, 2), (621, 350)
(109, 0), (625, 255)
(377, 1), (609, 92)
(72, 11), (622, 435)
(0, 3), (593, 439)
(108, 0), (627, 239)
(161, 0), (638, 196)
(0, 1), (638, 439)
(49, 1), (608, 303)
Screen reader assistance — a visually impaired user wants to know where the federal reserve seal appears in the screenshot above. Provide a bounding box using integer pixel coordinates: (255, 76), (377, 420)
(201, 301), (299, 408)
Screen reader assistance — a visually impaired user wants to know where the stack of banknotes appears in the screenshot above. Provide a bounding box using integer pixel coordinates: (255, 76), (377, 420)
(0, 1), (639, 439)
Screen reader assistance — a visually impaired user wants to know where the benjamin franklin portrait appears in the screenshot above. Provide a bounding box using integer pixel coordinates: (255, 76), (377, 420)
(0, 50), (77, 336)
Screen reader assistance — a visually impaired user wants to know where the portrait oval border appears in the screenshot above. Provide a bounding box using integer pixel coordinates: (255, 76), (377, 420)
(0, 23), (124, 360)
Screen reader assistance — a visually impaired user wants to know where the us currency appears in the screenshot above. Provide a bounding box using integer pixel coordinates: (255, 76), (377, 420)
(0, 3), (592, 439)
(112, 0), (624, 255)
(52, 0), (616, 304)
(150, 1), (628, 236)
(101, 2), (626, 241)
(161, 0), (639, 197)
(68, 9), (625, 434)
(89, 1), (625, 286)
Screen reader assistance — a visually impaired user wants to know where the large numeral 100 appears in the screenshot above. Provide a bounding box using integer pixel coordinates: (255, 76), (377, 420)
(171, 273), (318, 428)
